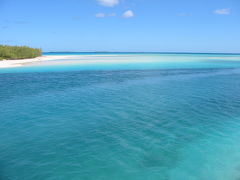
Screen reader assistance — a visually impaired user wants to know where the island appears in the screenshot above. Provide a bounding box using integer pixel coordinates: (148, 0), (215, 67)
(0, 45), (42, 60)
(0, 45), (70, 68)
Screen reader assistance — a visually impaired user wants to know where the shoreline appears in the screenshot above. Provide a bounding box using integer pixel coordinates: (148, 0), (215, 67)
(1, 54), (240, 69)
(0, 55), (71, 68)
(0, 54), (134, 68)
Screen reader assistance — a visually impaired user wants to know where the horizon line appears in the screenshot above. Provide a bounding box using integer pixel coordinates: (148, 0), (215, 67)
(43, 51), (240, 55)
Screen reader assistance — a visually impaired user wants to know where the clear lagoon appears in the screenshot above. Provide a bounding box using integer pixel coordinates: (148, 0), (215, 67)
(1, 53), (240, 179)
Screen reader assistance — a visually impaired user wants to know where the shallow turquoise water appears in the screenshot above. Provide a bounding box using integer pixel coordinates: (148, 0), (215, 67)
(1, 53), (240, 179)
(1, 53), (240, 74)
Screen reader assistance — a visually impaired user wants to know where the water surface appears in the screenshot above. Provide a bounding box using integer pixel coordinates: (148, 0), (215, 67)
(1, 53), (240, 179)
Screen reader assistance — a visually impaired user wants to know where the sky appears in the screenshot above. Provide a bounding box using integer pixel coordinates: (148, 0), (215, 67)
(0, 0), (239, 53)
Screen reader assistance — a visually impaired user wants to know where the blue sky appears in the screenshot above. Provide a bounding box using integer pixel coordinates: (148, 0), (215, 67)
(0, 0), (239, 52)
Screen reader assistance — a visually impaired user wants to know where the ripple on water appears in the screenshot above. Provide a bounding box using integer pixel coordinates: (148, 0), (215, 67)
(1, 68), (240, 179)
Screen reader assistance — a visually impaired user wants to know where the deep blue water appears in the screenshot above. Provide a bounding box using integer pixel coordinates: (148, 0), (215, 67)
(1, 53), (240, 179)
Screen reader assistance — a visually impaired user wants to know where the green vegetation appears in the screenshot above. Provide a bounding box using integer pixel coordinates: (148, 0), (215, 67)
(0, 45), (42, 60)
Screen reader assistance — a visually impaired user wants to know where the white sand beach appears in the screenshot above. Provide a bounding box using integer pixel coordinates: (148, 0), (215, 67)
(0, 54), (138, 68)
(0, 55), (146, 69)
(0, 56), (71, 68)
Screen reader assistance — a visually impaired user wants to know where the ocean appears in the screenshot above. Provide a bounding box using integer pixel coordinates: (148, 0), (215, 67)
(1, 53), (240, 179)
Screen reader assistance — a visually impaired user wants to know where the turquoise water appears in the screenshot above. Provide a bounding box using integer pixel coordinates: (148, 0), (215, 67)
(1, 53), (240, 179)
(1, 53), (240, 73)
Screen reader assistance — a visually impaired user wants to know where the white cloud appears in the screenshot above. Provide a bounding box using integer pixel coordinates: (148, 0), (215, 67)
(97, 0), (119, 7)
(122, 10), (134, 18)
(95, 13), (106, 18)
(214, 8), (231, 15)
